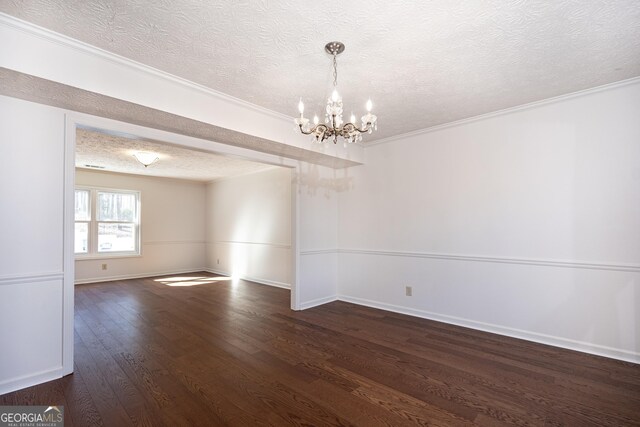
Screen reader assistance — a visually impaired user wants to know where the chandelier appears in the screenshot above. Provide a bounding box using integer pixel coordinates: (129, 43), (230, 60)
(295, 41), (377, 145)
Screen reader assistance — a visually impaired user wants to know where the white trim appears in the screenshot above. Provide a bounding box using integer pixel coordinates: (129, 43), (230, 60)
(336, 295), (640, 364)
(76, 267), (291, 290)
(74, 267), (210, 285)
(0, 367), (63, 396)
(67, 111), (300, 168)
(74, 186), (141, 257)
(0, 13), (292, 125)
(77, 165), (212, 185)
(76, 253), (143, 261)
(338, 248), (640, 273)
(366, 76), (640, 147)
(207, 240), (291, 249)
(291, 167), (301, 310)
(205, 165), (283, 184)
(0, 271), (64, 286)
(143, 240), (206, 245)
(205, 268), (291, 290)
(299, 249), (338, 256)
(62, 114), (75, 376)
(299, 295), (338, 310)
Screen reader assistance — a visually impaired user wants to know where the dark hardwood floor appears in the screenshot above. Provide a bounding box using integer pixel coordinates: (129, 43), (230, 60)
(1, 272), (639, 426)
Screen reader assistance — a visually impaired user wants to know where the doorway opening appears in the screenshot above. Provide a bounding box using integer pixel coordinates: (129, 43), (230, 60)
(62, 112), (300, 374)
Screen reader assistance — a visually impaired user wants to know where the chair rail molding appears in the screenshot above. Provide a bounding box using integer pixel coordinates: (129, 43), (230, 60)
(0, 271), (64, 286)
(338, 248), (640, 273)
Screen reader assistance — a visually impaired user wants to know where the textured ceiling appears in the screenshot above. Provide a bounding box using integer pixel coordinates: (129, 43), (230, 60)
(2, 1), (640, 142)
(0, 68), (361, 168)
(76, 128), (275, 182)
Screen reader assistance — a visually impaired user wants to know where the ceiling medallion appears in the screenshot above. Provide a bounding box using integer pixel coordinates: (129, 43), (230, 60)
(295, 42), (377, 145)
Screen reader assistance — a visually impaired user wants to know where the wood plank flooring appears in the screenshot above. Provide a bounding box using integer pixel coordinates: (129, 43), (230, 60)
(1, 272), (639, 426)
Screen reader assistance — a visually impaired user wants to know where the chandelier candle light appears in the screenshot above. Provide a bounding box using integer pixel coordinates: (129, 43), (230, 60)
(295, 42), (377, 145)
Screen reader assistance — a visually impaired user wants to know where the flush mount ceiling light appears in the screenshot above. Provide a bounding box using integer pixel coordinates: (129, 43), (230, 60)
(132, 151), (159, 167)
(295, 41), (377, 145)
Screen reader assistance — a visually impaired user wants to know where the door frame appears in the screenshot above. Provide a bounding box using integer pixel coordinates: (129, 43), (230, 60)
(62, 111), (301, 375)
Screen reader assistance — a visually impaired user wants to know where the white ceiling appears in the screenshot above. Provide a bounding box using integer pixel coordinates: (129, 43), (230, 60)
(75, 128), (275, 181)
(2, 1), (640, 142)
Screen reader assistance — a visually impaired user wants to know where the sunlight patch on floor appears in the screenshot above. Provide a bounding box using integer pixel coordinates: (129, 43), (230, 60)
(155, 275), (233, 287)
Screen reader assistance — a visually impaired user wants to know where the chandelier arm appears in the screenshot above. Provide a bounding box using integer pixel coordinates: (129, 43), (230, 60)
(343, 122), (373, 134)
(297, 124), (314, 135)
(315, 124), (329, 140)
(298, 123), (330, 136)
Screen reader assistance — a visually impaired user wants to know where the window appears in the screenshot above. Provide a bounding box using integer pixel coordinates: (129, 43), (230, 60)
(75, 187), (140, 257)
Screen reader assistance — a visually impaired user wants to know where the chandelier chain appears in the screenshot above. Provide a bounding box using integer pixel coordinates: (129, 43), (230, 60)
(332, 52), (338, 87)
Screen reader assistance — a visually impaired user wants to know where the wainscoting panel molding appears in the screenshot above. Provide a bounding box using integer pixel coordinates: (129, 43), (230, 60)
(336, 249), (640, 363)
(337, 294), (640, 364)
(205, 268), (290, 289)
(0, 277), (64, 394)
(205, 241), (291, 288)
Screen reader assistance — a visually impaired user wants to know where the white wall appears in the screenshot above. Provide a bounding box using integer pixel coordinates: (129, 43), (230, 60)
(337, 80), (640, 362)
(0, 95), (68, 393)
(75, 169), (206, 283)
(296, 163), (347, 308)
(205, 167), (292, 288)
(203, 162), (346, 309)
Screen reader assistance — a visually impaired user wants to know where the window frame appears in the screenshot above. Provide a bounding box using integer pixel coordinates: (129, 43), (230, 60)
(74, 188), (91, 255)
(75, 186), (141, 259)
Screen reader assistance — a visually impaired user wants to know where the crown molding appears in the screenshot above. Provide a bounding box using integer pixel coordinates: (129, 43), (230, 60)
(366, 75), (640, 147)
(4, 11), (638, 151)
(0, 12), (293, 124)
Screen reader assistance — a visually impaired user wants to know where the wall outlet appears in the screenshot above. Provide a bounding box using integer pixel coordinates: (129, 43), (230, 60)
(217, 258), (220, 265)
(101, 263), (107, 270)
(405, 286), (412, 296)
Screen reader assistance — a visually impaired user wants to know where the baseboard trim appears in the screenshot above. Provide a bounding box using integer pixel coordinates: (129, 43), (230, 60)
(205, 268), (291, 289)
(74, 268), (208, 285)
(75, 267), (291, 289)
(336, 295), (640, 364)
(298, 295), (338, 310)
(0, 367), (63, 395)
